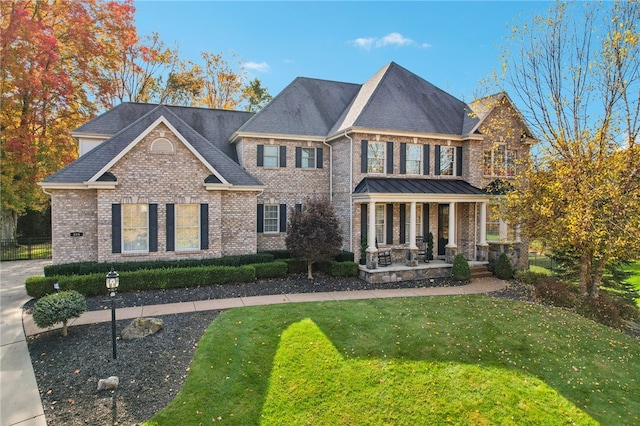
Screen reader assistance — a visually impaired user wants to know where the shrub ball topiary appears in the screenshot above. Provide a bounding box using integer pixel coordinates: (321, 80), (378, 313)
(32, 290), (86, 337)
(494, 253), (514, 280)
(451, 254), (471, 281)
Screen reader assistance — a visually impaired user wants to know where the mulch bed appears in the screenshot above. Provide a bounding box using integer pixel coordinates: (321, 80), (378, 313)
(24, 275), (531, 426)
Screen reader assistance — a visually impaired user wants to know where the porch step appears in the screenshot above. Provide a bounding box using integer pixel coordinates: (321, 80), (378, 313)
(470, 265), (493, 279)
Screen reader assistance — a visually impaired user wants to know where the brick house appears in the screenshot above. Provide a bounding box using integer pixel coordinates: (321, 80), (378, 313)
(40, 62), (534, 274)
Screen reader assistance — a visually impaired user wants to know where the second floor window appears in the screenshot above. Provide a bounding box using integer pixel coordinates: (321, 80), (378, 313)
(257, 145), (286, 168)
(484, 145), (516, 177)
(368, 142), (385, 173)
(301, 148), (315, 168)
(439, 146), (455, 176)
(406, 144), (422, 175)
(263, 146), (279, 168)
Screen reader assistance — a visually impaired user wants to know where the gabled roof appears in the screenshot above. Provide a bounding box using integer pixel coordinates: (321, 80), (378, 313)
(73, 103), (254, 161)
(43, 105), (262, 187)
(354, 177), (486, 196)
(330, 62), (480, 136)
(468, 92), (536, 140)
(236, 77), (360, 137)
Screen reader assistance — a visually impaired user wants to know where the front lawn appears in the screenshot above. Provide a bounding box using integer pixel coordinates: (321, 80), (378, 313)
(623, 261), (640, 307)
(145, 296), (639, 425)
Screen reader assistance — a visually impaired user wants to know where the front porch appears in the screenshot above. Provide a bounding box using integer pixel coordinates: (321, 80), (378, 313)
(359, 259), (490, 284)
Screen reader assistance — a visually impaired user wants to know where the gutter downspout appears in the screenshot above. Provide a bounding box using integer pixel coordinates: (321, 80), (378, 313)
(344, 131), (354, 252)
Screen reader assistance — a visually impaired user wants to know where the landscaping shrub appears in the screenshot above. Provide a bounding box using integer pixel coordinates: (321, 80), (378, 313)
(514, 270), (549, 287)
(252, 261), (288, 279)
(534, 278), (579, 308)
(494, 253), (514, 280)
(612, 298), (640, 322)
(576, 297), (624, 329)
(44, 253), (274, 277)
(451, 255), (471, 281)
(329, 261), (358, 277)
(334, 251), (355, 263)
(26, 265), (257, 298)
(284, 258), (307, 274)
(31, 290), (86, 337)
(259, 250), (291, 260)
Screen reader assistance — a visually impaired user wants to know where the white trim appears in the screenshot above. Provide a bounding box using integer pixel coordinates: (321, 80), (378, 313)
(87, 116), (229, 185)
(353, 193), (489, 204)
(231, 131), (325, 144)
(203, 184), (264, 191)
(71, 132), (111, 139)
(327, 127), (485, 143)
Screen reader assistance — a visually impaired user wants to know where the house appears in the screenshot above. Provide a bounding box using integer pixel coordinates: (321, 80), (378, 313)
(40, 62), (534, 279)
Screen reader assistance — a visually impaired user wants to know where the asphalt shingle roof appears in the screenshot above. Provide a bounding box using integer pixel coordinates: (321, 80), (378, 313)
(353, 177), (486, 195)
(44, 106), (262, 186)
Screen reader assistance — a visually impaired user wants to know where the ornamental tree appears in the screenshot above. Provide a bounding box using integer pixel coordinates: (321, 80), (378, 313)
(32, 290), (87, 337)
(498, 1), (640, 299)
(285, 198), (343, 279)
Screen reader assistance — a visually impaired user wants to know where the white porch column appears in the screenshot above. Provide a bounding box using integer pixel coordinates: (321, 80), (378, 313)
(479, 202), (487, 245)
(446, 202), (457, 247)
(409, 201), (418, 250)
(367, 201), (376, 251)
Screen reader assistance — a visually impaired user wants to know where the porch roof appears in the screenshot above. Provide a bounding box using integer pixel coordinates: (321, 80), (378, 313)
(352, 177), (489, 203)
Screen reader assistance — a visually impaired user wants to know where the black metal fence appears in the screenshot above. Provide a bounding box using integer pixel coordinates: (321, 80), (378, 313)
(1, 237), (52, 261)
(528, 252), (557, 272)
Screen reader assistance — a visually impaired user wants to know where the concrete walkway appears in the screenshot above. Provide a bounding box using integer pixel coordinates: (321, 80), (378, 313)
(3, 260), (507, 426)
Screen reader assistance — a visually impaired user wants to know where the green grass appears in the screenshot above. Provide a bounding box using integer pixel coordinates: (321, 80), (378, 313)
(622, 261), (640, 307)
(529, 265), (552, 275)
(0, 242), (51, 261)
(145, 297), (640, 426)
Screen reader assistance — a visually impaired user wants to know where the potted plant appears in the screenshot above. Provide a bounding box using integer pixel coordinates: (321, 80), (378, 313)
(426, 232), (434, 261)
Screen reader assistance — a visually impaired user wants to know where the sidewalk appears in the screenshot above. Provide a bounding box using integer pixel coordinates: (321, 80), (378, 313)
(22, 277), (507, 337)
(3, 260), (507, 426)
(1, 260), (50, 426)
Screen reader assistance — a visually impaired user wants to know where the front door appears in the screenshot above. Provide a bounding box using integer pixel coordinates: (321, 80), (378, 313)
(437, 204), (449, 256)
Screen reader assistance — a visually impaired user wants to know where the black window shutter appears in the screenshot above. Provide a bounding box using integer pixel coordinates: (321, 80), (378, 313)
(361, 204), (367, 243)
(399, 143), (406, 175)
(399, 204), (406, 244)
(257, 145), (264, 167)
(166, 204), (175, 251)
(257, 204), (264, 233)
(434, 145), (441, 175)
(386, 203), (393, 244)
(295, 147), (302, 168)
(424, 145), (430, 175)
(361, 140), (368, 173)
(316, 147), (323, 168)
(456, 146), (463, 176)
(111, 204), (121, 253)
(296, 203), (302, 212)
(149, 204), (158, 252)
(200, 204), (209, 249)
(386, 141), (394, 174)
(279, 146), (286, 167)
(423, 203), (430, 237)
(279, 204), (287, 232)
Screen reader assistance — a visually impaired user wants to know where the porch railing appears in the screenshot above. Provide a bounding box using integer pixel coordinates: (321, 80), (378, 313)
(1, 237), (52, 261)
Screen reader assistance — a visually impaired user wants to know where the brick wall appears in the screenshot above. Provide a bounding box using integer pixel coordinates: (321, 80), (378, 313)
(50, 189), (98, 264)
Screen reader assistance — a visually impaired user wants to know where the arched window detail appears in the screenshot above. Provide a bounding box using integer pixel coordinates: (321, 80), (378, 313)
(150, 138), (174, 154)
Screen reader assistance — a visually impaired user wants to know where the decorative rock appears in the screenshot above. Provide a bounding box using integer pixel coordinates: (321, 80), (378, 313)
(97, 376), (119, 391)
(121, 317), (164, 340)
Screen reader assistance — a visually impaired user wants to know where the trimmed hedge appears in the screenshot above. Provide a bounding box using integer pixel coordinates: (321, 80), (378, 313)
(27, 265), (257, 298)
(44, 253), (274, 277)
(330, 261), (358, 277)
(251, 261), (288, 279)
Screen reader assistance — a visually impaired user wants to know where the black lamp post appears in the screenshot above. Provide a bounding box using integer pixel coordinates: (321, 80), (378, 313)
(106, 268), (119, 359)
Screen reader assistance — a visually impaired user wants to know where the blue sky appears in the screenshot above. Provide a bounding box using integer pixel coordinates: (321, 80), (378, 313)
(134, 1), (552, 102)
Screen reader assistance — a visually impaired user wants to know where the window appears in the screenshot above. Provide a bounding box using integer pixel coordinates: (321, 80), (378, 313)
(263, 146), (279, 168)
(439, 146), (455, 176)
(368, 142), (385, 173)
(375, 205), (385, 244)
(150, 138), (174, 154)
(406, 144), (422, 175)
(123, 204), (148, 252)
(263, 205), (279, 233)
(483, 145), (516, 177)
(404, 204), (423, 242)
(301, 147), (315, 168)
(175, 204), (199, 251)
(486, 204), (500, 242)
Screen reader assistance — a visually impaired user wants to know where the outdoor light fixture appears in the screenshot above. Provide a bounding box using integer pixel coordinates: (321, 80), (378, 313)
(106, 268), (120, 359)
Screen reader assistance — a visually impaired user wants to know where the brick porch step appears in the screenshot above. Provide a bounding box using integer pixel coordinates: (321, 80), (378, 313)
(470, 265), (493, 279)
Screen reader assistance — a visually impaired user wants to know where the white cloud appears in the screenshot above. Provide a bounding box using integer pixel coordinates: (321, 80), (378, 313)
(349, 32), (431, 50)
(244, 61), (270, 72)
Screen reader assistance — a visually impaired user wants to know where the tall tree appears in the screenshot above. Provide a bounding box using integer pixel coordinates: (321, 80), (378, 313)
(285, 198), (343, 279)
(243, 77), (273, 112)
(499, 1), (640, 298)
(200, 51), (246, 110)
(0, 0), (137, 240)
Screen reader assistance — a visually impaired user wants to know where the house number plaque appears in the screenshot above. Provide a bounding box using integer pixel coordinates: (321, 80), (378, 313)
(70, 232), (84, 237)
